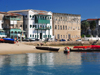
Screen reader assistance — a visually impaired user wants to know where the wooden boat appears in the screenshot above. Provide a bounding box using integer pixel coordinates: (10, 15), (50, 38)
(36, 46), (59, 51)
(0, 39), (4, 42)
(3, 38), (15, 43)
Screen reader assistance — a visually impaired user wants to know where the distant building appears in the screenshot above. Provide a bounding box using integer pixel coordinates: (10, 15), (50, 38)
(0, 12), (25, 40)
(52, 13), (81, 41)
(9, 9), (53, 41)
(87, 19), (100, 36)
(0, 13), (7, 38)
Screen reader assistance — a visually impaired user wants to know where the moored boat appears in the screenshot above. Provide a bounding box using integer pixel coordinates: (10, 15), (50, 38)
(0, 39), (4, 42)
(36, 46), (59, 51)
(3, 38), (15, 43)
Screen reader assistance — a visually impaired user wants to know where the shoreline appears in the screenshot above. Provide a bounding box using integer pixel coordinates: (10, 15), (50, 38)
(1, 40), (98, 55)
(0, 42), (68, 55)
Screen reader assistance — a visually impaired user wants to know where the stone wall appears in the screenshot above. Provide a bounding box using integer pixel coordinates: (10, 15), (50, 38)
(52, 13), (81, 41)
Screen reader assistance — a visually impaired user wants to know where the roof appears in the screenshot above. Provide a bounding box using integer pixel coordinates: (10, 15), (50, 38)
(0, 12), (21, 16)
(8, 9), (50, 13)
(8, 9), (52, 15)
(53, 13), (81, 16)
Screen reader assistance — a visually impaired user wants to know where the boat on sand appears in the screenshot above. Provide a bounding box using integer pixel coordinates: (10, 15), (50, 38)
(36, 46), (59, 51)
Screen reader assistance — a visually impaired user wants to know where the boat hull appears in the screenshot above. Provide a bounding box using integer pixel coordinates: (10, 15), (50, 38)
(36, 47), (59, 51)
(0, 38), (15, 43)
(70, 48), (100, 52)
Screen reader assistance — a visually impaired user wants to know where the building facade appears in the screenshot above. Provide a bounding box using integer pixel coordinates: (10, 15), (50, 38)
(9, 9), (53, 41)
(0, 12), (25, 40)
(87, 19), (100, 37)
(0, 13), (7, 38)
(52, 13), (81, 41)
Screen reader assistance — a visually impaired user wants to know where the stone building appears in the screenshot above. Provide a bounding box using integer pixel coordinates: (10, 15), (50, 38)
(52, 13), (81, 41)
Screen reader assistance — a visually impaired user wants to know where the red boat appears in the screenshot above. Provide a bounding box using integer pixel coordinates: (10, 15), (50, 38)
(69, 40), (100, 52)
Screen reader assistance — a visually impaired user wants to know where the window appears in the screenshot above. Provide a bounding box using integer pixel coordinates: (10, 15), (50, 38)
(30, 15), (31, 18)
(63, 25), (64, 30)
(63, 35), (65, 38)
(66, 35), (67, 38)
(32, 16), (34, 18)
(60, 26), (62, 30)
(50, 16), (51, 19)
(33, 35), (34, 37)
(30, 25), (32, 28)
(61, 35), (62, 38)
(65, 26), (67, 30)
(58, 25), (59, 30)
(30, 35), (31, 37)
(50, 26), (51, 29)
(55, 25), (57, 29)
(20, 25), (22, 27)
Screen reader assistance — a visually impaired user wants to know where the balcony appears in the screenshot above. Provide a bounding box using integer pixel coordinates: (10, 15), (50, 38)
(35, 19), (50, 24)
(5, 17), (21, 21)
(0, 33), (6, 35)
(35, 27), (50, 30)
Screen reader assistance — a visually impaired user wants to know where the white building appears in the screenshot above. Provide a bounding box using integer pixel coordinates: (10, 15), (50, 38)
(0, 13), (7, 38)
(9, 9), (53, 41)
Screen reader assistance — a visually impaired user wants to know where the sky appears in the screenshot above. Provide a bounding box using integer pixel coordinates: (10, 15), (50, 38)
(0, 0), (100, 20)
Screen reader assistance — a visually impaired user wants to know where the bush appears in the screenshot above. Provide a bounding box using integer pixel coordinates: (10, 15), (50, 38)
(81, 34), (84, 37)
(86, 35), (91, 37)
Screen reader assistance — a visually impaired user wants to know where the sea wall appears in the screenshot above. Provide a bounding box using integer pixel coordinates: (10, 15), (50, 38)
(22, 40), (100, 46)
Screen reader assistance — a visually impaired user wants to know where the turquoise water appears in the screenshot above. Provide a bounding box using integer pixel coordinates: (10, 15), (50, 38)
(0, 52), (100, 75)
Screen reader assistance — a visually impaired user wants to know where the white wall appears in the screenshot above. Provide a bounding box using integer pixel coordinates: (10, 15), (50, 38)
(0, 20), (3, 29)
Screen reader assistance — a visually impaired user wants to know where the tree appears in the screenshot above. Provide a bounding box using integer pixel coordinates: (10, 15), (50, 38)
(81, 21), (90, 35)
(90, 21), (96, 36)
(90, 21), (96, 30)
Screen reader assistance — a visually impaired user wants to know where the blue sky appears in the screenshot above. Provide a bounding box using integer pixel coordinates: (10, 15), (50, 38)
(0, 0), (100, 20)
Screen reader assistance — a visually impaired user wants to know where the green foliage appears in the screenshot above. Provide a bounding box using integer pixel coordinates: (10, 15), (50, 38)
(81, 34), (84, 37)
(90, 21), (96, 29)
(86, 35), (91, 37)
(81, 21), (90, 30)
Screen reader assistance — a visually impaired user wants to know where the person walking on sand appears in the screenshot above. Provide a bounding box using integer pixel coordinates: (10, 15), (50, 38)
(16, 39), (19, 46)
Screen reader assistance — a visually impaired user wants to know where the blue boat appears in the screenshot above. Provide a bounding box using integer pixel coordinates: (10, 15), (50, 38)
(3, 38), (15, 43)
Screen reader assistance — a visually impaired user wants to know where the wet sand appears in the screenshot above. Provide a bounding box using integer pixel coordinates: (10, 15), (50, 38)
(0, 42), (72, 55)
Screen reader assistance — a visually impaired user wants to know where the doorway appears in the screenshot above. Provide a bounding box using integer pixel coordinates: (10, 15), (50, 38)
(68, 34), (71, 39)
(40, 33), (42, 39)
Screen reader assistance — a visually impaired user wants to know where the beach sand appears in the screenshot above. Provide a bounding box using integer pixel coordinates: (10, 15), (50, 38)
(0, 42), (71, 55)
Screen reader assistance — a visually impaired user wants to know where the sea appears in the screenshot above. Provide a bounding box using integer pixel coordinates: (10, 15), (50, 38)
(0, 51), (100, 75)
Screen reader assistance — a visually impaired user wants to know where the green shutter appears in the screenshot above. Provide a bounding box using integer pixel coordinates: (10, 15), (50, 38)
(50, 35), (51, 38)
(30, 15), (31, 18)
(50, 26), (51, 29)
(30, 35), (31, 37)
(35, 35), (36, 38)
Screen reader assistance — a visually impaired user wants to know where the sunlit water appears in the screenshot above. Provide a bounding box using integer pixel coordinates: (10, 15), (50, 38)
(0, 52), (100, 75)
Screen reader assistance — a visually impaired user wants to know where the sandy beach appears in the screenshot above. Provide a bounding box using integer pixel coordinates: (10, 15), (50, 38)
(0, 42), (69, 55)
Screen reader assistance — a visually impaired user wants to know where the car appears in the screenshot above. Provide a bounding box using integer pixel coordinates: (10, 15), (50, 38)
(22, 38), (30, 41)
(59, 39), (66, 41)
(76, 39), (82, 41)
(29, 38), (35, 41)
(35, 39), (39, 41)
